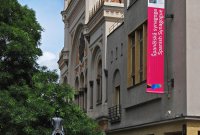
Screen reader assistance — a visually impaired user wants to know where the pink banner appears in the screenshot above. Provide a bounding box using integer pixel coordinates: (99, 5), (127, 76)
(147, 0), (165, 93)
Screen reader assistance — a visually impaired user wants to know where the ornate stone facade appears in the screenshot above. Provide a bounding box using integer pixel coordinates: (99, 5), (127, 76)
(58, 0), (124, 131)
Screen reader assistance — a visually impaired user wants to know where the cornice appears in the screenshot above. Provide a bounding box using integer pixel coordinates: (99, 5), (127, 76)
(86, 5), (124, 35)
(87, 7), (104, 35)
(62, 0), (84, 24)
(58, 49), (69, 70)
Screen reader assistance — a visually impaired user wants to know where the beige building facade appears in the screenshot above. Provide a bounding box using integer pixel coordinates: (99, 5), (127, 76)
(58, 0), (124, 131)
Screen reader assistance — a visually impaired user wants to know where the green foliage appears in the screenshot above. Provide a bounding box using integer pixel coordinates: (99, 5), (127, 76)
(0, 0), (42, 89)
(0, 69), (102, 135)
(0, 0), (103, 134)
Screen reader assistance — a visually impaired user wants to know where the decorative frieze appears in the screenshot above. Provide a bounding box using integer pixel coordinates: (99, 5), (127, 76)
(89, 0), (124, 19)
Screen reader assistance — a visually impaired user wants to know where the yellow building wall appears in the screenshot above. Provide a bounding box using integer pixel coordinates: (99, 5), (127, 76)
(108, 120), (200, 135)
(187, 121), (200, 135)
(108, 121), (184, 135)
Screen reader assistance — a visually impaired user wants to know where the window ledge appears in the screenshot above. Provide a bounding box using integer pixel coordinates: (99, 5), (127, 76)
(127, 80), (146, 90)
(125, 97), (161, 110)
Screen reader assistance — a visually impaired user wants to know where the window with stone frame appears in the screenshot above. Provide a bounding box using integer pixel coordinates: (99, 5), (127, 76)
(127, 23), (147, 87)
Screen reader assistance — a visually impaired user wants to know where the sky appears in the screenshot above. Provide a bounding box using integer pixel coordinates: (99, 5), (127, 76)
(18, 0), (64, 73)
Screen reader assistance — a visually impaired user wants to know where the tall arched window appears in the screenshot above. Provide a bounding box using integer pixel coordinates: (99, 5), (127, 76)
(80, 73), (84, 109)
(75, 77), (79, 105)
(63, 76), (68, 84)
(80, 73), (84, 89)
(84, 70), (88, 111)
(75, 77), (79, 91)
(96, 59), (102, 104)
(79, 33), (85, 63)
(113, 70), (121, 106)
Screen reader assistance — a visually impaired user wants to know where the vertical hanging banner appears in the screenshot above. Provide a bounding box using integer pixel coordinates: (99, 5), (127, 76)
(147, 0), (165, 93)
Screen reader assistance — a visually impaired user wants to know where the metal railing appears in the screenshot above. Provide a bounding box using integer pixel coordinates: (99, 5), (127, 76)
(108, 105), (121, 124)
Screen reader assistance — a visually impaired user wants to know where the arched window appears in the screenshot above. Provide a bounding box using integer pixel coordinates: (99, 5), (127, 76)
(113, 70), (120, 105)
(75, 77), (79, 91)
(89, 81), (94, 109)
(80, 73), (84, 89)
(79, 33), (85, 63)
(84, 70), (88, 111)
(80, 73), (84, 109)
(96, 59), (102, 104)
(91, 45), (102, 106)
(63, 76), (68, 84)
(75, 77), (79, 105)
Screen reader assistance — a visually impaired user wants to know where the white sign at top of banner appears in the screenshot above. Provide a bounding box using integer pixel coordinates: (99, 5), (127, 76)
(148, 0), (165, 8)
